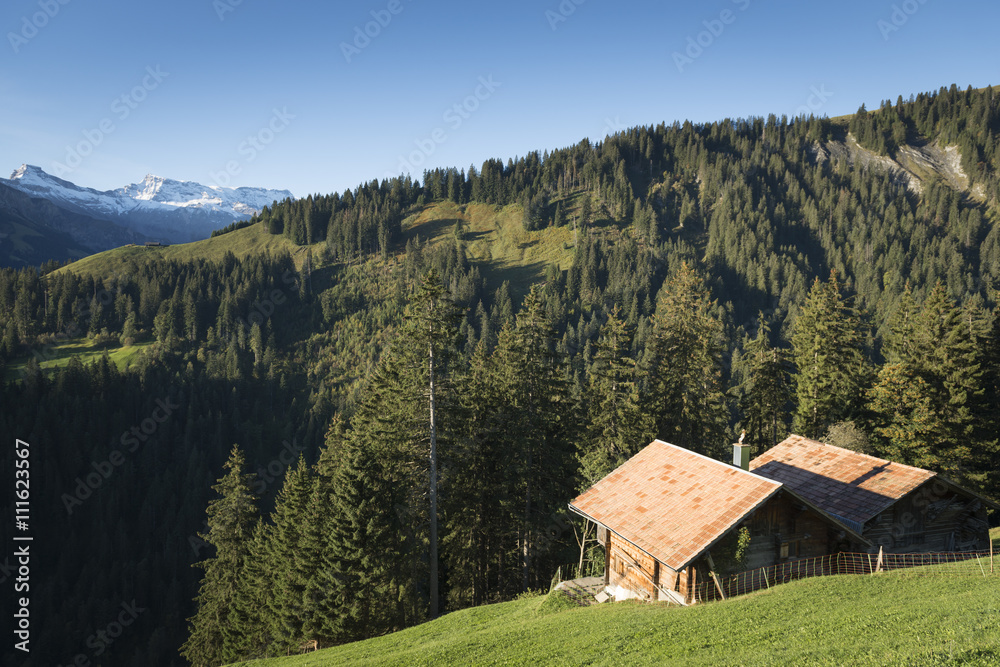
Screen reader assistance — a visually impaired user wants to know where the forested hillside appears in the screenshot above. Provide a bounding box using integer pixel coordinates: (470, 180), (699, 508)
(2, 84), (1000, 666)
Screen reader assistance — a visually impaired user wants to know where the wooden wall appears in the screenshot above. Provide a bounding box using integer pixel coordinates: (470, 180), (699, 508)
(606, 532), (663, 600)
(864, 480), (992, 553)
(742, 492), (833, 571)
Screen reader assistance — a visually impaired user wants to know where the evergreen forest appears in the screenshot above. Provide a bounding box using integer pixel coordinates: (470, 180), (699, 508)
(2, 84), (1000, 666)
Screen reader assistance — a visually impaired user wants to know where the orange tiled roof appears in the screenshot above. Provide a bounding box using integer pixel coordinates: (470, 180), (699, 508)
(569, 440), (781, 572)
(750, 435), (936, 526)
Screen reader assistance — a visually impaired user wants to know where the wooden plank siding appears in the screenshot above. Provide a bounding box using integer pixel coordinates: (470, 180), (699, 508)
(863, 479), (992, 553)
(741, 491), (843, 572)
(607, 531), (663, 600)
(604, 490), (860, 604)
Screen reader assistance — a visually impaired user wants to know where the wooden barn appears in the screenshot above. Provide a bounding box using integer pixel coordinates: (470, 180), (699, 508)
(750, 435), (998, 554)
(568, 440), (868, 604)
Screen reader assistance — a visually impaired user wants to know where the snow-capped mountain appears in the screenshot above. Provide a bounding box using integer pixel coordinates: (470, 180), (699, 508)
(2, 165), (294, 243)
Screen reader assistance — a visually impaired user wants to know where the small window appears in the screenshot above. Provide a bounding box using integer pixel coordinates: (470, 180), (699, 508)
(780, 541), (799, 559)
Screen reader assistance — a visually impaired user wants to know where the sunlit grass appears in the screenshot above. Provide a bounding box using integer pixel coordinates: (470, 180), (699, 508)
(53, 222), (321, 278)
(227, 542), (1000, 667)
(4, 337), (152, 381)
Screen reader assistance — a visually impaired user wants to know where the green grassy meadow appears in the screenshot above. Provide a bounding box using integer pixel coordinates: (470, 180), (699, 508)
(52, 222), (316, 279)
(57, 200), (581, 300)
(226, 529), (1000, 667)
(3, 337), (152, 381)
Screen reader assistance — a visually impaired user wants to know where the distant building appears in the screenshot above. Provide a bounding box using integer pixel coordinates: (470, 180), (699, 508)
(143, 241), (169, 247)
(569, 436), (996, 604)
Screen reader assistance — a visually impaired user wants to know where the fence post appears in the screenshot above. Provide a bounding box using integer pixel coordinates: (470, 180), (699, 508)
(705, 552), (726, 601)
(991, 537), (994, 574)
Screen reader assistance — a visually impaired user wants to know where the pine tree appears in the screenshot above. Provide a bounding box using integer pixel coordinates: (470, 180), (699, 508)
(580, 305), (653, 486)
(180, 445), (259, 667)
(738, 314), (791, 451)
(326, 398), (421, 641)
(445, 339), (520, 606)
(645, 263), (728, 455)
(403, 269), (461, 618)
(225, 521), (274, 660)
(495, 285), (574, 591)
(261, 456), (316, 654)
(869, 283), (986, 485)
(300, 418), (348, 647)
(791, 272), (869, 438)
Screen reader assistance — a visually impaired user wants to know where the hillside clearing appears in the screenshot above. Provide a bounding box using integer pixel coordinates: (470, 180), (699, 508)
(3, 337), (152, 381)
(55, 201), (581, 302)
(402, 201), (576, 300)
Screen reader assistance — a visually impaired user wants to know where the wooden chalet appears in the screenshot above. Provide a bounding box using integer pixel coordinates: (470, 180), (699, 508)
(751, 435), (998, 554)
(568, 440), (867, 604)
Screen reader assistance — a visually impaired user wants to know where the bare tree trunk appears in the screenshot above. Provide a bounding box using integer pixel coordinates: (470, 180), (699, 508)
(574, 520), (594, 578)
(429, 338), (439, 618)
(522, 456), (531, 592)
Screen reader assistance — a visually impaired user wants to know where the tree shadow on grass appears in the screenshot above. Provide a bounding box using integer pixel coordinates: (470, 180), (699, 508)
(480, 260), (548, 303)
(403, 217), (461, 244)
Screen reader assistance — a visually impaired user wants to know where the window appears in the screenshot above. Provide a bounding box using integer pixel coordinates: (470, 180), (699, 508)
(780, 541), (799, 559)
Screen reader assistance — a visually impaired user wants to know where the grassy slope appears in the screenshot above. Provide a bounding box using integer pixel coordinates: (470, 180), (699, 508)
(55, 201), (580, 304)
(39, 201), (577, 375)
(402, 200), (575, 300)
(228, 529), (1000, 667)
(57, 201), (577, 287)
(3, 338), (153, 381)
(52, 222), (317, 278)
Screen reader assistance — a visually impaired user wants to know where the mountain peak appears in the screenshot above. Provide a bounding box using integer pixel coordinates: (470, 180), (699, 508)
(11, 163), (60, 183)
(10, 163), (39, 179)
(2, 164), (295, 243)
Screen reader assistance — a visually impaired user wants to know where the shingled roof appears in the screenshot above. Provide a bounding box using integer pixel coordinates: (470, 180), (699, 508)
(569, 440), (783, 572)
(750, 435), (936, 529)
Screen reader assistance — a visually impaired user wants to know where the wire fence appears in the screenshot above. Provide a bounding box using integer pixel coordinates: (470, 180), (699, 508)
(551, 560), (604, 589)
(696, 548), (997, 603)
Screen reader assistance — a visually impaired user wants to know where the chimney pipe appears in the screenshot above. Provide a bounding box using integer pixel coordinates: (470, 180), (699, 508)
(733, 443), (750, 470)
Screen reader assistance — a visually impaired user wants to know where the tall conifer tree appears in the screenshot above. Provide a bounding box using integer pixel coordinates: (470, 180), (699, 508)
(180, 445), (259, 667)
(580, 305), (653, 485)
(738, 314), (791, 451)
(869, 283), (990, 487)
(645, 263), (728, 455)
(791, 272), (869, 438)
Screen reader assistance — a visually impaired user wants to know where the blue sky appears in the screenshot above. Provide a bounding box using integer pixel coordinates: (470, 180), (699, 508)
(1, 0), (997, 197)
